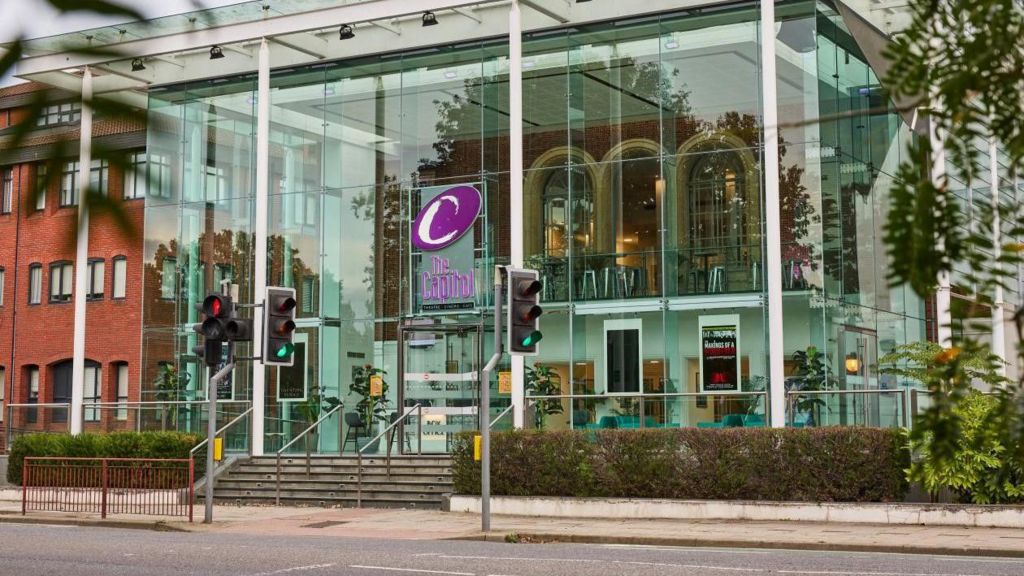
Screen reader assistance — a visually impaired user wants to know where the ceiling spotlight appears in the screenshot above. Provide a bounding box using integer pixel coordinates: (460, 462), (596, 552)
(339, 24), (354, 40)
(210, 45), (224, 60)
(131, 58), (145, 72)
(422, 11), (438, 27)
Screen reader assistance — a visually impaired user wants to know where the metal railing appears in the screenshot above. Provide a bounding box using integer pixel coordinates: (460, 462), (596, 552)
(356, 403), (422, 508)
(274, 403), (344, 505)
(524, 392), (769, 429)
(189, 406), (254, 459)
(22, 457), (194, 521)
(785, 388), (909, 428)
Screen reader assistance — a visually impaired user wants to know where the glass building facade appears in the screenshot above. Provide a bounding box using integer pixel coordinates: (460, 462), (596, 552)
(141, 1), (928, 453)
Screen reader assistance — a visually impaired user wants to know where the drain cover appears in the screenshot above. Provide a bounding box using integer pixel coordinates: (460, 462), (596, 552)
(302, 520), (348, 529)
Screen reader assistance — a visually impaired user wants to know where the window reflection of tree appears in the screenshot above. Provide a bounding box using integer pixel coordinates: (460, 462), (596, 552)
(688, 150), (748, 263)
(542, 167), (592, 258)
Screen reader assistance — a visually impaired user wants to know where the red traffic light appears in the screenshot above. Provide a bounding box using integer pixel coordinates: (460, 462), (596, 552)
(203, 294), (230, 318)
(515, 279), (542, 298)
(272, 295), (297, 313)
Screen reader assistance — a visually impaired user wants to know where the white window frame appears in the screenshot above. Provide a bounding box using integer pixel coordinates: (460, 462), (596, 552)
(116, 364), (129, 421)
(87, 259), (105, 300)
(28, 367), (39, 401)
(89, 159), (109, 196)
(84, 364), (101, 422)
(149, 153), (172, 199)
(1, 168), (12, 214)
(161, 257), (176, 300)
(112, 256), (127, 299)
(0, 267), (5, 307)
(28, 264), (42, 305)
(61, 161), (79, 206)
(49, 261), (73, 303)
(36, 102), (81, 127)
(123, 152), (147, 200)
(35, 164), (47, 211)
(0, 366), (5, 422)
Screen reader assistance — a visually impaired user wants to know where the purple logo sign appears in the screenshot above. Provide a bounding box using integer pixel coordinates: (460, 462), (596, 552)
(411, 185), (481, 252)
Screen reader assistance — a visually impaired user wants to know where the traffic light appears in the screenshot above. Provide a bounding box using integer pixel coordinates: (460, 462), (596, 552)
(506, 268), (543, 355)
(264, 287), (297, 367)
(193, 293), (232, 367)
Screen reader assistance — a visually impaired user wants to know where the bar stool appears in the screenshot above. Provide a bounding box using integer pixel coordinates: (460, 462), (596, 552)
(579, 269), (598, 299)
(688, 268), (706, 293)
(708, 266), (726, 293)
(629, 267), (647, 297)
(603, 266), (630, 298)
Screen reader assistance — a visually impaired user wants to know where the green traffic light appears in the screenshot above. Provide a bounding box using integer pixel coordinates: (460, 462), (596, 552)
(275, 343), (295, 358)
(520, 331), (543, 347)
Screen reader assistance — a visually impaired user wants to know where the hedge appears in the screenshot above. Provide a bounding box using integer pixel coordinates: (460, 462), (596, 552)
(453, 427), (910, 502)
(7, 432), (203, 485)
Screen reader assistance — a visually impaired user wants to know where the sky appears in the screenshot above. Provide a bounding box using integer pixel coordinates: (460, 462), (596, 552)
(0, 0), (240, 85)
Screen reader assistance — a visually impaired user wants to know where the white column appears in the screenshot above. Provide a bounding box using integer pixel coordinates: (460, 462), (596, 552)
(509, 1), (526, 428)
(931, 113), (953, 346)
(760, 1), (786, 428)
(251, 39), (271, 455)
(69, 68), (93, 435)
(989, 137), (1006, 376)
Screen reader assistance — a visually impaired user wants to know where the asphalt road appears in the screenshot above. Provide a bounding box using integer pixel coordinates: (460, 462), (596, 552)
(1, 522), (1023, 576)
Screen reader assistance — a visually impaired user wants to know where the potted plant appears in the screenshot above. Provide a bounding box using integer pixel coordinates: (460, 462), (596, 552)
(154, 363), (190, 431)
(293, 386), (341, 453)
(785, 346), (833, 426)
(350, 364), (390, 450)
(525, 363), (563, 430)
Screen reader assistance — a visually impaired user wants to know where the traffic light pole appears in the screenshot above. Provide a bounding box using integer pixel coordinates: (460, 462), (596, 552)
(205, 360), (234, 524)
(479, 266), (504, 533)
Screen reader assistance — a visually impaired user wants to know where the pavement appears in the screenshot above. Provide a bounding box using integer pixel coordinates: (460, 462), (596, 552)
(1, 498), (1024, 558)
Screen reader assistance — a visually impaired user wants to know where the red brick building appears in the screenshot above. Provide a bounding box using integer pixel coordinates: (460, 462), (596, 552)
(0, 82), (146, 446)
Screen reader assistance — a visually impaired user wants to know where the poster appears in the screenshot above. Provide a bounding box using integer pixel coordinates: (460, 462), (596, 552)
(498, 371), (512, 395)
(699, 315), (740, 393)
(370, 375), (383, 397)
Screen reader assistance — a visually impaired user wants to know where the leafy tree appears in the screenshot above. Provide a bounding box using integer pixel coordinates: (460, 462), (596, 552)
(525, 363), (563, 430)
(881, 0), (1024, 468)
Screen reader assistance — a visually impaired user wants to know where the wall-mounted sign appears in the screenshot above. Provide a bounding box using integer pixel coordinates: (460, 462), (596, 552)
(498, 371), (512, 395)
(370, 375), (383, 397)
(699, 314), (740, 393)
(412, 184), (482, 313)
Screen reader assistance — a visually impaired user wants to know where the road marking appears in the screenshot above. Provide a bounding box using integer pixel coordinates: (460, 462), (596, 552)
(934, 557), (1024, 564)
(430, 554), (764, 572)
(250, 564), (337, 575)
(777, 571), (987, 576)
(596, 544), (769, 554)
(350, 566), (474, 576)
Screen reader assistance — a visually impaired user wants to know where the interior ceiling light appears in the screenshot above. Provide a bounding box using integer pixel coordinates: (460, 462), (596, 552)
(339, 24), (354, 40)
(210, 45), (225, 60)
(131, 58), (145, 72)
(422, 11), (438, 27)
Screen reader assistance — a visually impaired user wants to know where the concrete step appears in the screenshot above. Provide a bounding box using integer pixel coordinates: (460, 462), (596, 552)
(253, 456), (452, 467)
(210, 489), (445, 505)
(216, 479), (452, 492)
(205, 494), (443, 510)
(225, 472), (453, 484)
(236, 465), (453, 476)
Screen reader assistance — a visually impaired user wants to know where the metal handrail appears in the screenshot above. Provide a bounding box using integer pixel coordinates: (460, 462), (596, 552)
(523, 391), (768, 400)
(81, 400), (252, 406)
(356, 403), (422, 508)
(189, 406), (254, 458)
(489, 404), (515, 428)
(275, 403), (343, 505)
(785, 388), (909, 428)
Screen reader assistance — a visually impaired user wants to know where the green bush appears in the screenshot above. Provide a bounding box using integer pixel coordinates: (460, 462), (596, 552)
(454, 427), (909, 502)
(8, 432), (202, 484)
(911, 390), (1024, 504)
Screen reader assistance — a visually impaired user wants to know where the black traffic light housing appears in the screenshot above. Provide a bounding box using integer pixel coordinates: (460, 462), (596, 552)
(193, 293), (232, 367)
(506, 268), (543, 355)
(264, 286), (297, 367)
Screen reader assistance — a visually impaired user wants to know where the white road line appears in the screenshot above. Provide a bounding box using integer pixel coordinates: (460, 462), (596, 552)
(431, 554), (765, 572)
(597, 544), (769, 554)
(350, 566), (475, 576)
(250, 564), (337, 575)
(777, 571), (986, 576)
(934, 557), (1024, 564)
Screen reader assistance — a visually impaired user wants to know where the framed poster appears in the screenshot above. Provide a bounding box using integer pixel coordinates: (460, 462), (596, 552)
(698, 314), (741, 393)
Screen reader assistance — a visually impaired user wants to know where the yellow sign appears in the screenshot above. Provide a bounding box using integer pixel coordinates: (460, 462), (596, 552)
(473, 435), (482, 462)
(498, 371), (512, 395)
(213, 437), (223, 462)
(370, 375), (383, 397)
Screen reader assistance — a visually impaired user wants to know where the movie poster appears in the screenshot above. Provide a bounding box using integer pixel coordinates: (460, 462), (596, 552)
(699, 315), (740, 393)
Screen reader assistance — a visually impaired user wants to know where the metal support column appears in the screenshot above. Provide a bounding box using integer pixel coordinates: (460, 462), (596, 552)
(70, 67), (93, 435)
(509, 0), (526, 428)
(760, 1), (786, 428)
(251, 39), (271, 455)
(989, 137), (1007, 376)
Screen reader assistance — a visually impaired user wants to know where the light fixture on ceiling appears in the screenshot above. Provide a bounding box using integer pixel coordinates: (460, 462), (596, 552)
(209, 45), (225, 60)
(339, 24), (354, 40)
(422, 11), (438, 26)
(131, 58), (145, 72)
(665, 40), (679, 50)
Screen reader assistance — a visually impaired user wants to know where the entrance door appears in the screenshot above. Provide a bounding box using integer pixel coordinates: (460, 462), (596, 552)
(838, 327), (879, 426)
(398, 323), (482, 454)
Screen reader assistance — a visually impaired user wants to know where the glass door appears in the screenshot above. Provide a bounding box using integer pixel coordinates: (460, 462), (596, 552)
(398, 323), (482, 454)
(838, 327), (879, 426)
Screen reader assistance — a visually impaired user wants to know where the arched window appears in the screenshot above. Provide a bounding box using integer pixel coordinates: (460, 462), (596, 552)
(688, 150), (749, 262)
(541, 167), (592, 258)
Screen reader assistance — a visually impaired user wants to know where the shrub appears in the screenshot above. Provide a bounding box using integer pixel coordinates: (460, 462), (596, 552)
(7, 431), (202, 484)
(454, 427), (909, 502)
(911, 390), (1024, 504)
